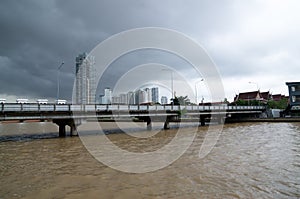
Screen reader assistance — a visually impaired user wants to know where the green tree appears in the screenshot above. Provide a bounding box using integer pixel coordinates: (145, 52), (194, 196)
(234, 99), (261, 106)
(223, 98), (229, 104)
(170, 96), (179, 105)
(235, 99), (247, 106)
(171, 95), (192, 105)
(267, 98), (288, 109)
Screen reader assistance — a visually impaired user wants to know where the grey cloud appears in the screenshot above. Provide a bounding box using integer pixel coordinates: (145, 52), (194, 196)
(0, 0), (299, 101)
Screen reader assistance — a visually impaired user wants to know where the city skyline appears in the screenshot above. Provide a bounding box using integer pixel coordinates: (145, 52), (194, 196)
(99, 86), (163, 105)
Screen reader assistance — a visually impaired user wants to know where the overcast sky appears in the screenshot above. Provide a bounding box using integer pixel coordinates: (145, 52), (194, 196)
(1, 0), (299, 103)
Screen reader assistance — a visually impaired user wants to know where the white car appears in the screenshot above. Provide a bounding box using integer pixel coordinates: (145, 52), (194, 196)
(55, 99), (67, 104)
(37, 99), (48, 104)
(16, 99), (28, 104)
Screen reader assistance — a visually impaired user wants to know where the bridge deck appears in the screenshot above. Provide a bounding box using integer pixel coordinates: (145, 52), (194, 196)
(0, 104), (265, 121)
(0, 103), (267, 136)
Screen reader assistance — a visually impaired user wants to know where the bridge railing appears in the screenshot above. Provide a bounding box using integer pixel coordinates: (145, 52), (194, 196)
(0, 103), (266, 113)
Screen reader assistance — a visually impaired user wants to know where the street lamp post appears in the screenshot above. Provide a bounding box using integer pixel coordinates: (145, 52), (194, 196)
(171, 71), (174, 102)
(162, 69), (174, 104)
(57, 62), (64, 101)
(195, 79), (204, 104)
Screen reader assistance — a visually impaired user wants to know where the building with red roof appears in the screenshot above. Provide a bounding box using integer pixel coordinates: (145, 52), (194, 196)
(234, 90), (272, 104)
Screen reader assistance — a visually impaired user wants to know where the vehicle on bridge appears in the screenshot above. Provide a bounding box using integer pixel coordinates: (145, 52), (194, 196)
(55, 99), (67, 104)
(16, 99), (28, 104)
(0, 99), (6, 104)
(37, 99), (48, 104)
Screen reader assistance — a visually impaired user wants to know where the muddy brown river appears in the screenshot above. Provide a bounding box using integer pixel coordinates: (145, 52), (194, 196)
(0, 122), (299, 198)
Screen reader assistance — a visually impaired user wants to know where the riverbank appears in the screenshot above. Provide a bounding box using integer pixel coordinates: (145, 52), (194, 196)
(225, 117), (300, 123)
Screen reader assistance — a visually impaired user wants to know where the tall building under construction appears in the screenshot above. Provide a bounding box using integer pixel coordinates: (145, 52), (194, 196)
(75, 53), (96, 104)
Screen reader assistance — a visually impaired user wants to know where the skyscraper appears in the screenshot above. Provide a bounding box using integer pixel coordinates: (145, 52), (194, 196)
(103, 88), (112, 104)
(75, 53), (96, 104)
(144, 88), (152, 103)
(151, 87), (159, 103)
(127, 91), (135, 104)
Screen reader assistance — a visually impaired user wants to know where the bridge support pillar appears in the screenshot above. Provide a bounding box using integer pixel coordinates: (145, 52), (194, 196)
(217, 116), (224, 124)
(146, 118), (152, 131)
(53, 119), (78, 137)
(164, 121), (170, 129)
(70, 123), (78, 136)
(200, 116), (205, 126)
(164, 116), (171, 130)
(59, 124), (66, 137)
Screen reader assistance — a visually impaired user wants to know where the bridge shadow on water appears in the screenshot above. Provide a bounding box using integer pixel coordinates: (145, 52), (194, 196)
(0, 128), (164, 142)
(0, 122), (189, 142)
(0, 132), (60, 142)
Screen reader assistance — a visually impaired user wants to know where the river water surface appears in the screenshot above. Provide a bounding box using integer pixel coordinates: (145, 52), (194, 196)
(0, 122), (299, 198)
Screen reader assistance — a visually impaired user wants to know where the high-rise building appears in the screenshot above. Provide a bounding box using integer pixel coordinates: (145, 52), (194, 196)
(161, 96), (168, 105)
(108, 87), (160, 105)
(134, 90), (140, 104)
(127, 92), (135, 104)
(75, 53), (96, 104)
(144, 88), (152, 103)
(151, 87), (159, 103)
(100, 88), (112, 104)
(112, 96), (120, 104)
(138, 89), (147, 104)
(119, 94), (128, 104)
(98, 95), (104, 104)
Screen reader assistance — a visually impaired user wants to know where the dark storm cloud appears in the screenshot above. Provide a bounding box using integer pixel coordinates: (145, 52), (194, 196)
(0, 0), (80, 99)
(0, 0), (182, 100)
(0, 0), (299, 101)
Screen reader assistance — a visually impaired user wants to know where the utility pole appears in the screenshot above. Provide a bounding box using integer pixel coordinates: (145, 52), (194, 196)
(195, 78), (204, 104)
(162, 69), (174, 104)
(57, 62), (64, 101)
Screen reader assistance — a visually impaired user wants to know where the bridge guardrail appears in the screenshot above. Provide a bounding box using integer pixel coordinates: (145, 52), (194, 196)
(0, 103), (266, 113)
(70, 105), (82, 111)
(40, 104), (55, 111)
(96, 105), (107, 111)
(55, 105), (69, 111)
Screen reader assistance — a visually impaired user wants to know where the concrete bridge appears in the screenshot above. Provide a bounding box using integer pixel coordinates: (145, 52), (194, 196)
(0, 103), (266, 137)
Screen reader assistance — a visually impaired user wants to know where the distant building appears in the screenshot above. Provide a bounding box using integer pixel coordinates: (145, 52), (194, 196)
(134, 90), (140, 104)
(144, 88), (152, 103)
(112, 96), (120, 104)
(286, 82), (300, 109)
(98, 95), (104, 104)
(234, 91), (263, 102)
(119, 94), (128, 104)
(161, 96), (168, 105)
(138, 89), (147, 104)
(109, 87), (159, 105)
(151, 87), (159, 103)
(272, 94), (288, 102)
(75, 53), (96, 104)
(100, 88), (112, 104)
(127, 91), (135, 104)
(260, 91), (272, 101)
(234, 90), (271, 104)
